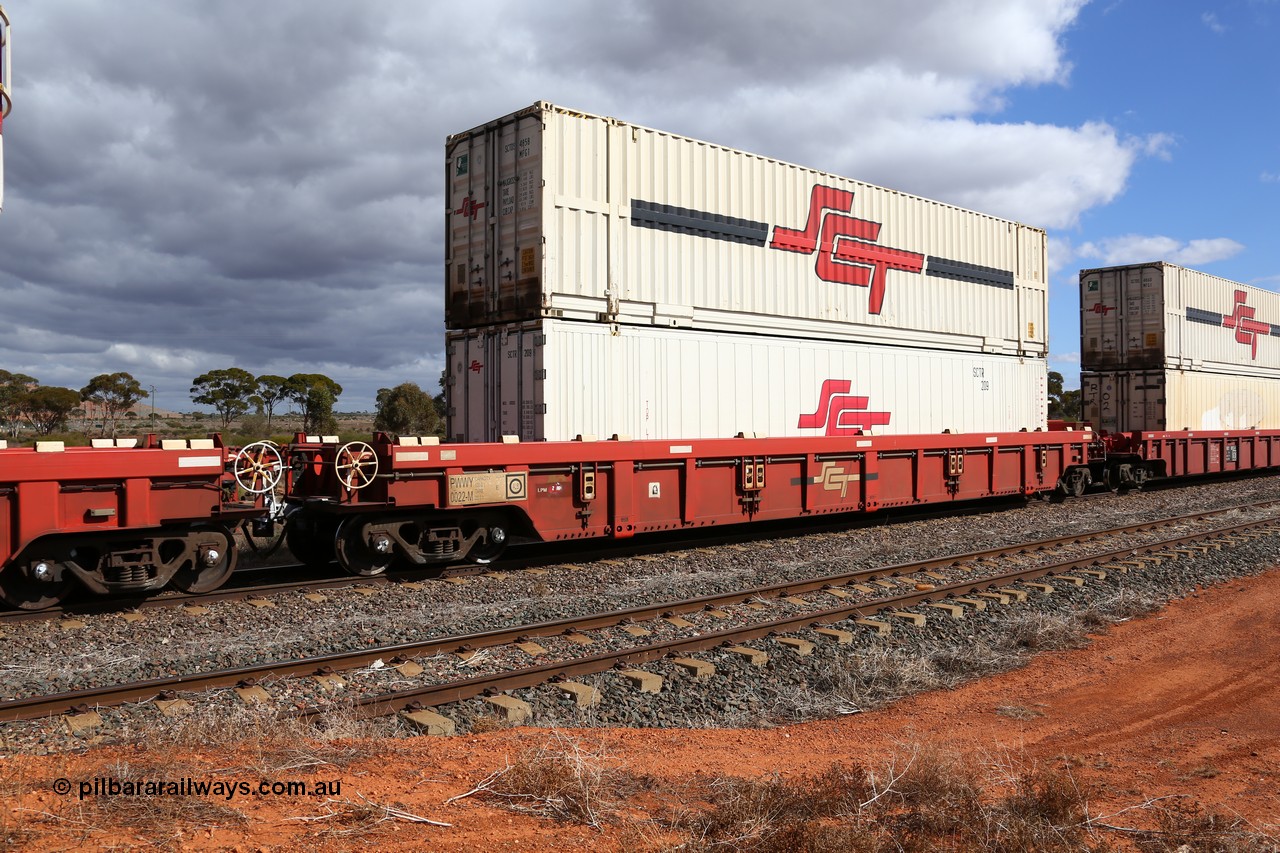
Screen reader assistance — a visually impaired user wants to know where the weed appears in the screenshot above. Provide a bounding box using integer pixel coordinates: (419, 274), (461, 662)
(468, 713), (512, 735)
(457, 732), (625, 829)
(1006, 611), (1090, 651)
(61, 759), (247, 847)
(996, 705), (1044, 720)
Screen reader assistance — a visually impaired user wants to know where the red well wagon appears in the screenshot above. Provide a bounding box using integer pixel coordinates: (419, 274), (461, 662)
(283, 429), (1092, 576)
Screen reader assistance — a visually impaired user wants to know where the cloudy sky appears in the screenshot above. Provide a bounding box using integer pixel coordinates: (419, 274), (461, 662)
(1, 0), (1277, 413)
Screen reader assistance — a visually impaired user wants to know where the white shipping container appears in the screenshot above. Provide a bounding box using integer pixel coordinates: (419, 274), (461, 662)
(446, 102), (1047, 356)
(447, 320), (1047, 443)
(1081, 262), (1280, 375)
(1083, 369), (1280, 433)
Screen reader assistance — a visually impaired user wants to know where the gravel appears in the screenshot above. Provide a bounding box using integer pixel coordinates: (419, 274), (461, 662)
(2, 474), (1279, 754)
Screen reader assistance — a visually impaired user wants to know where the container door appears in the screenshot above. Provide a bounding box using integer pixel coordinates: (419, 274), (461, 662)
(1016, 225), (1047, 355)
(1081, 372), (1121, 433)
(1124, 372), (1167, 431)
(1122, 266), (1166, 369)
(1081, 272), (1123, 369)
(446, 110), (546, 328)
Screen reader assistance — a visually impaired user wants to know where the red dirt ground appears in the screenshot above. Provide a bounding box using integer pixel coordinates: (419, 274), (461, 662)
(3, 567), (1278, 850)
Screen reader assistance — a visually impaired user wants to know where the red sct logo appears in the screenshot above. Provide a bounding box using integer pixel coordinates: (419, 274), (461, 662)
(1222, 289), (1270, 360)
(454, 195), (486, 220)
(798, 379), (891, 436)
(1089, 303), (1115, 316)
(770, 186), (925, 314)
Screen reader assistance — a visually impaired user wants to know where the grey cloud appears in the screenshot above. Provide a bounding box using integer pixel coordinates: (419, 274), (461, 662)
(0, 1), (1140, 412)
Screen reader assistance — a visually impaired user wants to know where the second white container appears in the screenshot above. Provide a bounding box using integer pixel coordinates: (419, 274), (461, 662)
(446, 320), (1047, 443)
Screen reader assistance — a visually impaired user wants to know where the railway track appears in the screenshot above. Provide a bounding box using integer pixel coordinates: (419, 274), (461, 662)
(7, 492), (1273, 627)
(3, 504), (1277, 731)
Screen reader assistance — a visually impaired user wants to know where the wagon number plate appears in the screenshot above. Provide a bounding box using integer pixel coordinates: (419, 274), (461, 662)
(448, 471), (528, 505)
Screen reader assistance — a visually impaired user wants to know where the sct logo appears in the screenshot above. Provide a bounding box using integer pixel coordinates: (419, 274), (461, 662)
(468, 360), (483, 373)
(770, 186), (925, 314)
(1088, 303), (1115, 316)
(1223, 289), (1270, 360)
(817, 462), (857, 498)
(454, 195), (486, 220)
(798, 379), (891, 436)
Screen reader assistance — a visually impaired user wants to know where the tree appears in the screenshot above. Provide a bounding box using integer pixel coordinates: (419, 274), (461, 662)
(375, 382), (439, 435)
(286, 373), (342, 434)
(80, 372), (145, 437)
(433, 371), (447, 423)
(191, 367), (258, 427)
(0, 370), (38, 437)
(1048, 371), (1082, 422)
(19, 386), (81, 435)
(251, 374), (291, 430)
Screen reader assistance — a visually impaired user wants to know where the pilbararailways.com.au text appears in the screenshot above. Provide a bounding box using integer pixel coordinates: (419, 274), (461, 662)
(54, 777), (342, 801)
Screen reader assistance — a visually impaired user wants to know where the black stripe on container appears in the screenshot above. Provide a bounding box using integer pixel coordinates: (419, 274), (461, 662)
(1187, 307), (1223, 326)
(924, 257), (1014, 289)
(630, 199), (769, 246)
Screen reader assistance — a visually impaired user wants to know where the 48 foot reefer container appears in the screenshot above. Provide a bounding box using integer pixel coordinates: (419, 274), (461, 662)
(446, 102), (1047, 357)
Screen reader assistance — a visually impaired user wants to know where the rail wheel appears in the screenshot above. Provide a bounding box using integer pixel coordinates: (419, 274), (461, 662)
(168, 526), (238, 594)
(0, 558), (73, 610)
(334, 517), (394, 577)
(467, 525), (508, 565)
(285, 518), (339, 568)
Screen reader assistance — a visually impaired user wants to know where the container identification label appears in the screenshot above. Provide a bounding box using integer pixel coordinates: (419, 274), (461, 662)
(448, 471), (528, 505)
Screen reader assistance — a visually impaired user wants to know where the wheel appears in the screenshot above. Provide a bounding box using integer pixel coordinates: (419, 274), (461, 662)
(232, 441), (284, 494)
(467, 525), (508, 564)
(334, 517), (394, 576)
(285, 518), (338, 568)
(334, 442), (378, 490)
(168, 526), (238, 593)
(0, 559), (73, 610)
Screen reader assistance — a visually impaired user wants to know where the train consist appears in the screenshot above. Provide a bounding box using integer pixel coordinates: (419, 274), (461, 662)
(3, 103), (1280, 607)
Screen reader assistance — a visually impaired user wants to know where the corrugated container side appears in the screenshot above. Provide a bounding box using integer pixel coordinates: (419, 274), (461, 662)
(1081, 262), (1280, 374)
(446, 102), (1047, 356)
(448, 320), (1047, 443)
(1083, 369), (1280, 432)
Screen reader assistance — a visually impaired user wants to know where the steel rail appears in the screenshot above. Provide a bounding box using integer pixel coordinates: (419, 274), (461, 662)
(2, 511), (1275, 724)
(315, 514), (1280, 719)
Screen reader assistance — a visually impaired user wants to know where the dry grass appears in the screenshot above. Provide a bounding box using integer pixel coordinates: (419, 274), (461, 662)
(1128, 799), (1279, 852)
(286, 792), (450, 839)
(458, 733), (628, 829)
(657, 747), (1280, 852)
(127, 697), (386, 775)
(995, 704), (1045, 720)
(1, 703), (397, 848)
(458, 743), (1280, 853)
(1006, 610), (1092, 652)
(6, 757), (248, 848)
(77, 759), (249, 844)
